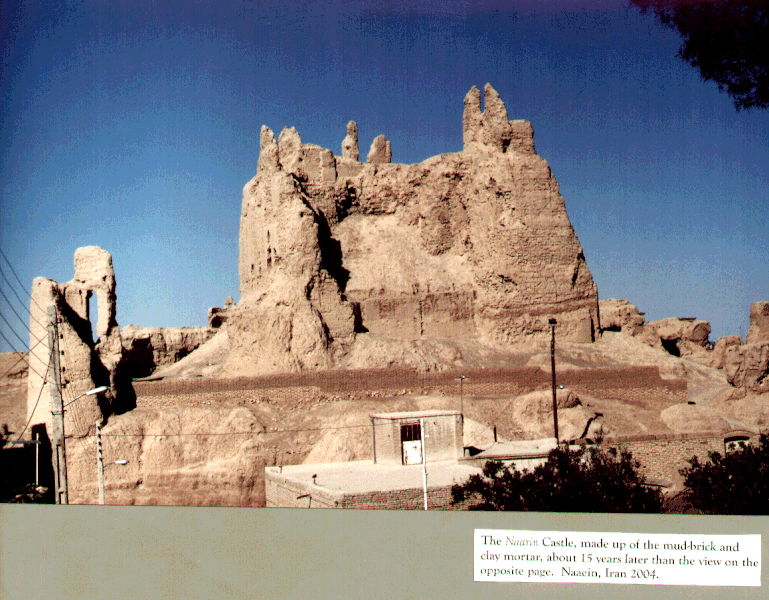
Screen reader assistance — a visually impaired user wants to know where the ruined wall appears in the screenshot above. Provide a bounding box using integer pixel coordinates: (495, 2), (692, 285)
(66, 406), (266, 506)
(120, 325), (215, 379)
(747, 301), (769, 344)
(26, 247), (121, 438)
(234, 84), (600, 373)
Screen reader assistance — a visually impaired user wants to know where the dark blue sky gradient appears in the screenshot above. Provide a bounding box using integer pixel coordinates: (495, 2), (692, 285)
(1, 0), (767, 353)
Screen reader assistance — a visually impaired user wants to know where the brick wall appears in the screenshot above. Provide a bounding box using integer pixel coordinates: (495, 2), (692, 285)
(598, 431), (760, 488)
(132, 366), (685, 408)
(265, 469), (474, 510)
(338, 485), (475, 510)
(265, 472), (340, 508)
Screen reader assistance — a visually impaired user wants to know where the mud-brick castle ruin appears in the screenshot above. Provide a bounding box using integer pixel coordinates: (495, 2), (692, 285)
(24, 86), (768, 498)
(25, 84), (601, 440)
(232, 83), (599, 373)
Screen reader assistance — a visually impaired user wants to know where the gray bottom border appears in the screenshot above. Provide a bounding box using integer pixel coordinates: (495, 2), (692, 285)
(1, 506), (765, 599)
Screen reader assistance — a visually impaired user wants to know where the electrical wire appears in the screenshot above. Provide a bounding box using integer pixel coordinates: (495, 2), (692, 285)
(0, 269), (48, 331)
(0, 328), (47, 380)
(55, 312), (91, 437)
(0, 312), (32, 348)
(71, 421), (397, 439)
(467, 395), (519, 448)
(0, 248), (48, 315)
(0, 348), (31, 381)
(15, 343), (54, 441)
(0, 335), (48, 380)
(0, 290), (47, 348)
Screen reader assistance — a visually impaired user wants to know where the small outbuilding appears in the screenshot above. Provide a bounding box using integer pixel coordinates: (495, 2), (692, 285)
(265, 409), (474, 509)
(370, 409), (463, 465)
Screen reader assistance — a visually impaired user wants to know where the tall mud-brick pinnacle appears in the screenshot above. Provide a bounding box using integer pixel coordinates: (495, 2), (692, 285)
(342, 121), (359, 161)
(463, 83), (534, 154)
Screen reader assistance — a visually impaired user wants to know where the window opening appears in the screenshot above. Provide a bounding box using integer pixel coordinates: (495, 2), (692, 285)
(87, 292), (98, 343)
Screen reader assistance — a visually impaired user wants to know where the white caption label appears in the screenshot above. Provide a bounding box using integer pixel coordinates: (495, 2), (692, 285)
(474, 529), (760, 586)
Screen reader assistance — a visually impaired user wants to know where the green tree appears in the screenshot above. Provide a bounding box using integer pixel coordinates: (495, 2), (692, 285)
(631, 0), (769, 110)
(680, 434), (769, 514)
(452, 445), (663, 512)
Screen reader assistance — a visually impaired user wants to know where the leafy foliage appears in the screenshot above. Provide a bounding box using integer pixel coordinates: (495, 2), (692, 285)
(680, 434), (769, 514)
(452, 445), (663, 512)
(632, 0), (769, 110)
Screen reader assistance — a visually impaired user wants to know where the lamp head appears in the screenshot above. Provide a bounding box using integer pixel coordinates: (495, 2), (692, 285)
(85, 386), (109, 396)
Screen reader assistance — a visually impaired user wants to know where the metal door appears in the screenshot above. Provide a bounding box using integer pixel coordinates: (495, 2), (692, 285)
(401, 423), (423, 465)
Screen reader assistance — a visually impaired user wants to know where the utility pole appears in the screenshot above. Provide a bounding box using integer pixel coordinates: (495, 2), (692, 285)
(455, 375), (467, 424)
(549, 318), (559, 445)
(47, 306), (67, 504)
(34, 432), (39, 487)
(96, 420), (104, 505)
(420, 417), (428, 511)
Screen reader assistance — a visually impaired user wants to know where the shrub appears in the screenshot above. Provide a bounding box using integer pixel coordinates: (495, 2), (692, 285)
(681, 434), (769, 515)
(452, 445), (663, 513)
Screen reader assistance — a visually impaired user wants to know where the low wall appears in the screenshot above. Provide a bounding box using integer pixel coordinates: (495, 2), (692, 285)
(132, 366), (685, 405)
(596, 430), (761, 488)
(265, 469), (473, 510)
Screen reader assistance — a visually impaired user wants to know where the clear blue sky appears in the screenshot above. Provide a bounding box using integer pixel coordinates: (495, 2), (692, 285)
(1, 0), (767, 354)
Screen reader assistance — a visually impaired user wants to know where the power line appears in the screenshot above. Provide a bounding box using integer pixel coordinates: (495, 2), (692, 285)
(0, 289), (46, 346)
(0, 248), (47, 315)
(15, 343), (54, 441)
(0, 266), (48, 331)
(0, 328), (46, 380)
(70, 421), (391, 439)
(23, 333), (47, 365)
(468, 395), (519, 448)
(0, 311), (31, 349)
(0, 335), (47, 382)
(0, 311), (46, 362)
(57, 321), (97, 437)
(0, 349), (30, 381)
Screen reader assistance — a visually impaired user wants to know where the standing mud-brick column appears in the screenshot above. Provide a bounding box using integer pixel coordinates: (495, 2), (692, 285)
(27, 247), (123, 440)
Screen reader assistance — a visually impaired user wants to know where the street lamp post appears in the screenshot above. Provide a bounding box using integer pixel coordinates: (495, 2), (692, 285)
(61, 385), (109, 504)
(95, 420), (128, 505)
(549, 318), (559, 445)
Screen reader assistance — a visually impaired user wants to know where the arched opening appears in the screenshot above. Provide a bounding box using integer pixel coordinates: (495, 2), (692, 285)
(660, 338), (680, 357)
(87, 292), (98, 344)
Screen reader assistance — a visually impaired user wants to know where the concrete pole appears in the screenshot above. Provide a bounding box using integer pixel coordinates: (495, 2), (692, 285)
(459, 376), (463, 422)
(96, 421), (104, 505)
(549, 318), (559, 445)
(370, 416), (377, 464)
(455, 375), (468, 427)
(47, 306), (67, 504)
(34, 432), (39, 487)
(420, 417), (428, 511)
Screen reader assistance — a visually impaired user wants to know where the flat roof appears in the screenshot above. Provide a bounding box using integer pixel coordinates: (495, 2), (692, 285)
(266, 459), (481, 494)
(371, 409), (461, 420)
(473, 438), (559, 460)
